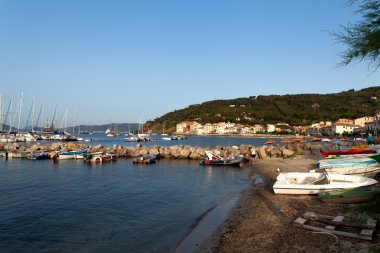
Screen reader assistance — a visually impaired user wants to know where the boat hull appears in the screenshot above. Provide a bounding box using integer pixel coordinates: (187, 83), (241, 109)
(273, 172), (377, 195)
(318, 188), (378, 204)
(199, 158), (242, 166)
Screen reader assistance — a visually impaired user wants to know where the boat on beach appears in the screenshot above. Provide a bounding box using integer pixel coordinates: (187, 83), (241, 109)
(313, 157), (380, 177)
(272, 172), (377, 195)
(317, 157), (379, 169)
(318, 187), (379, 204)
(322, 149), (376, 157)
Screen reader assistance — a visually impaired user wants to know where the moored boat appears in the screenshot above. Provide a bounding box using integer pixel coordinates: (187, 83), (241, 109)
(84, 152), (116, 163)
(263, 140), (276, 145)
(318, 187), (378, 204)
(27, 152), (51, 160)
(133, 154), (157, 164)
(199, 151), (242, 166)
(273, 172), (377, 195)
(54, 149), (88, 160)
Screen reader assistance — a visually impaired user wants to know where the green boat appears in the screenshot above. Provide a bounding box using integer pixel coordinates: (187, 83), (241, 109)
(318, 187), (378, 204)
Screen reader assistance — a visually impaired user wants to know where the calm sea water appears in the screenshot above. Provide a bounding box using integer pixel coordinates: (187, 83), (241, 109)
(73, 133), (282, 147)
(0, 157), (250, 253)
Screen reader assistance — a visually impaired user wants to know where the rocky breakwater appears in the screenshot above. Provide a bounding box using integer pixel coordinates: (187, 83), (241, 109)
(0, 142), (326, 160)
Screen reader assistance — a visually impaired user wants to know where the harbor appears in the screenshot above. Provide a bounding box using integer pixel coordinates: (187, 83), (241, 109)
(1, 135), (379, 252)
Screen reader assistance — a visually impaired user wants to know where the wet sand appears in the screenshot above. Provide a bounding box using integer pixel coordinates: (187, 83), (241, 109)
(197, 156), (379, 253)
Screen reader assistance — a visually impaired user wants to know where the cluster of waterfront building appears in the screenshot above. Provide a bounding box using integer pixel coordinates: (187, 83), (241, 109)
(175, 116), (379, 136)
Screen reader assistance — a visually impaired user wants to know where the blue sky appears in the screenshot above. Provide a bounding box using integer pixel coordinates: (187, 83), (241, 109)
(0, 0), (379, 126)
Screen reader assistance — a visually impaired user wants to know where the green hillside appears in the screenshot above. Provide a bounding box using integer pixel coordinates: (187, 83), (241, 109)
(145, 86), (380, 133)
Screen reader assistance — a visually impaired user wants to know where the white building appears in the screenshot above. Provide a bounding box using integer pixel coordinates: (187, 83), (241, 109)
(332, 123), (358, 135)
(266, 124), (276, 133)
(354, 116), (374, 127)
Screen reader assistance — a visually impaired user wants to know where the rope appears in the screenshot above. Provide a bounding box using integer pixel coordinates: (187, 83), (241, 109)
(312, 231), (339, 253)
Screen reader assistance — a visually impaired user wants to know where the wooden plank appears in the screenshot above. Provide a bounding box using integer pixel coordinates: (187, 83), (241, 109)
(293, 217), (307, 227)
(360, 229), (374, 237)
(325, 215), (345, 230)
(299, 224), (373, 241)
(367, 219), (377, 228)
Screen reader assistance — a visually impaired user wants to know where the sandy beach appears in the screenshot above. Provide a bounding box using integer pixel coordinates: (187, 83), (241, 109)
(197, 155), (379, 253)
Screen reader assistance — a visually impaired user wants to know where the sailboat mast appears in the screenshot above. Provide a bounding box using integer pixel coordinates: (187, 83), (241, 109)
(17, 92), (23, 131)
(31, 96), (35, 132)
(41, 102), (44, 132)
(5, 95), (13, 133)
(25, 96), (35, 131)
(35, 101), (43, 131)
(50, 106), (58, 131)
(0, 94), (2, 132)
(72, 108), (77, 135)
(10, 98), (21, 134)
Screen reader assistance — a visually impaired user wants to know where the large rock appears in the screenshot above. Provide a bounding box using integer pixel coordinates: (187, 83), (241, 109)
(149, 148), (160, 156)
(179, 148), (191, 158)
(189, 151), (200, 159)
(50, 143), (61, 150)
(294, 144), (304, 155)
(67, 143), (79, 150)
(258, 146), (267, 158)
(30, 144), (41, 151)
(282, 148), (294, 157)
(304, 142), (311, 151)
(138, 148), (148, 156)
(311, 145), (321, 155)
(196, 147), (205, 157)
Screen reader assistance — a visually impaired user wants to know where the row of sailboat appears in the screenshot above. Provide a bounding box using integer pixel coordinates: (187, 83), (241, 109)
(0, 93), (90, 143)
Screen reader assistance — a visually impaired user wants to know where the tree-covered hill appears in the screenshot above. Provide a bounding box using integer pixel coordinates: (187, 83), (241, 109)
(145, 86), (380, 133)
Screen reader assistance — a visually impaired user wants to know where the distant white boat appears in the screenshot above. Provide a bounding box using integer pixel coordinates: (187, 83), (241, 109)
(273, 172), (377, 195)
(124, 135), (139, 142)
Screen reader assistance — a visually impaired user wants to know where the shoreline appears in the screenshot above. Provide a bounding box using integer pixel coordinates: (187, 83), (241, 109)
(196, 156), (379, 253)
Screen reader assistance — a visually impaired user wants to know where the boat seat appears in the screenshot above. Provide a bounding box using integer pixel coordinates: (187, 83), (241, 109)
(302, 177), (318, 184)
(302, 175), (329, 185)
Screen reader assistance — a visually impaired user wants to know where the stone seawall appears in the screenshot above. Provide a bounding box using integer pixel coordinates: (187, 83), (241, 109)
(0, 142), (330, 160)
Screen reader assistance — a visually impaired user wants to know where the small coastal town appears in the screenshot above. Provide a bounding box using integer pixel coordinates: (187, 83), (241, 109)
(175, 115), (378, 136)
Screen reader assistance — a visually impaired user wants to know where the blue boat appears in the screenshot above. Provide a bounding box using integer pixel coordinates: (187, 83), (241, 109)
(317, 157), (378, 169)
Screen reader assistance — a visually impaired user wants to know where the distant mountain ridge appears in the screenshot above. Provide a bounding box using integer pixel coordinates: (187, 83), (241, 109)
(145, 86), (380, 132)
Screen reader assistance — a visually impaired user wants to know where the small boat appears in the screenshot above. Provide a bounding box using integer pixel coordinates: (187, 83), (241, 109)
(281, 138), (292, 143)
(310, 138), (322, 142)
(84, 152), (116, 163)
(318, 187), (378, 204)
(263, 140), (276, 145)
(273, 172), (377, 195)
(162, 137), (172, 141)
(291, 138), (306, 143)
(317, 157), (378, 168)
(133, 154), (157, 164)
(317, 157), (378, 169)
(54, 149), (88, 160)
(322, 149), (376, 157)
(27, 152), (51, 160)
(124, 135), (140, 142)
(199, 151), (242, 166)
(321, 138), (331, 142)
(313, 157), (380, 177)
